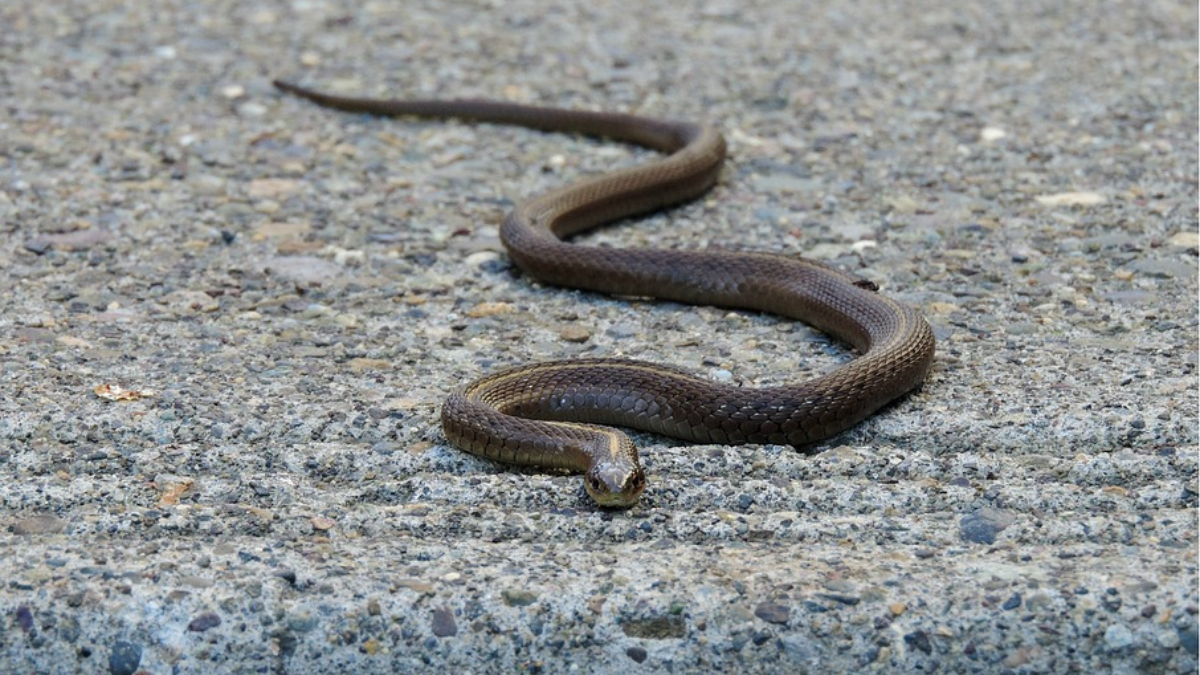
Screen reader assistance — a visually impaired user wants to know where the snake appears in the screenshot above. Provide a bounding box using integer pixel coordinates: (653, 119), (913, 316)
(274, 80), (936, 508)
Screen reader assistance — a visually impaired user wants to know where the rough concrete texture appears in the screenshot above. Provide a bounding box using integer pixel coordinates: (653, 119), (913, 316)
(1, 0), (1196, 673)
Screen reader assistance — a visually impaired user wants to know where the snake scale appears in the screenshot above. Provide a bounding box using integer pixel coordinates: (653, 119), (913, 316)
(274, 80), (936, 508)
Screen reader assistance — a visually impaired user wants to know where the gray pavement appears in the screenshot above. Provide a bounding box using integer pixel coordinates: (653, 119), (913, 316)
(1, 0), (1196, 673)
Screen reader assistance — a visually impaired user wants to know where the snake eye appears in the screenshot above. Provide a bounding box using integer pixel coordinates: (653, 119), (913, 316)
(588, 476), (604, 493)
(629, 471), (646, 492)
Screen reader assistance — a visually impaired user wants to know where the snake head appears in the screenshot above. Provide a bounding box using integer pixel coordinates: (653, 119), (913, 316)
(583, 463), (646, 508)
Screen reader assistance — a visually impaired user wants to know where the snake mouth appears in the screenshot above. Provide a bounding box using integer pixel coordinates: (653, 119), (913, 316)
(586, 490), (643, 509)
(587, 489), (642, 509)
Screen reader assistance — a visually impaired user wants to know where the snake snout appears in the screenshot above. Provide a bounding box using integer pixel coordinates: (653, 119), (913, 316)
(584, 464), (646, 508)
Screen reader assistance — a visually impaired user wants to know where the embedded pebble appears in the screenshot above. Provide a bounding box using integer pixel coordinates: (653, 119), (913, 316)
(24, 228), (113, 253)
(15, 605), (33, 633)
(108, 641), (142, 675)
(1034, 191), (1106, 206)
(959, 508), (1016, 545)
(1157, 629), (1180, 650)
(754, 601), (791, 625)
(559, 325), (591, 343)
(431, 608), (457, 637)
(1104, 624), (1134, 650)
(187, 612), (222, 632)
(501, 589), (538, 607)
(263, 256), (344, 283)
(1128, 258), (1196, 279)
(621, 616), (687, 639)
(979, 126), (1007, 142)
(1166, 231), (1198, 248)
(11, 516), (67, 535)
(1177, 626), (1198, 654)
(904, 630), (932, 655)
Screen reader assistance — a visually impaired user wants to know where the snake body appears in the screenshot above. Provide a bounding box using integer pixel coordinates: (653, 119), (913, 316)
(274, 80), (935, 508)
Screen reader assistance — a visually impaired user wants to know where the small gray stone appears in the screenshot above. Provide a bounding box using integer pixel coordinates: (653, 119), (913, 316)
(23, 238), (52, 255)
(754, 601), (790, 625)
(27, 228), (112, 252)
(559, 325), (591, 343)
(1128, 258), (1196, 279)
(501, 589), (538, 607)
(904, 630), (932, 655)
(431, 607), (457, 637)
(1104, 623), (1133, 650)
(626, 646), (648, 663)
(1157, 629), (1181, 650)
(188, 612), (222, 632)
(108, 641), (142, 675)
(959, 508), (1015, 545)
(605, 324), (640, 339)
(1177, 625), (1198, 654)
(751, 174), (820, 194)
(1025, 593), (1053, 611)
(286, 611), (318, 633)
(817, 593), (861, 606)
(621, 616), (687, 639)
(263, 256), (344, 284)
(15, 605), (33, 633)
(11, 515), (67, 535)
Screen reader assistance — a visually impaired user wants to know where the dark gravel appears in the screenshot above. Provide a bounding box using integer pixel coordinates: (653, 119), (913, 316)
(0, 0), (1195, 673)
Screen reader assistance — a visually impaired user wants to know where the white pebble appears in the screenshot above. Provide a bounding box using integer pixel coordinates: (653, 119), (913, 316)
(1104, 624), (1133, 650)
(980, 126), (1007, 142)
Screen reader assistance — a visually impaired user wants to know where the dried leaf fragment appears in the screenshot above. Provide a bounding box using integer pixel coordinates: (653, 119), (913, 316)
(94, 384), (155, 401)
(158, 478), (195, 506)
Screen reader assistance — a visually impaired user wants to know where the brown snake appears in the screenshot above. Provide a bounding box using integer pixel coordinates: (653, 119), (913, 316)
(274, 80), (936, 508)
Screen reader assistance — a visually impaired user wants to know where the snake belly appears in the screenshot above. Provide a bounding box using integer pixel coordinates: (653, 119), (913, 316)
(274, 80), (936, 508)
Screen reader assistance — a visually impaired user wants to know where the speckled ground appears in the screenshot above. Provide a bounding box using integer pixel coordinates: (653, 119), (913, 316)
(1, 0), (1196, 673)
